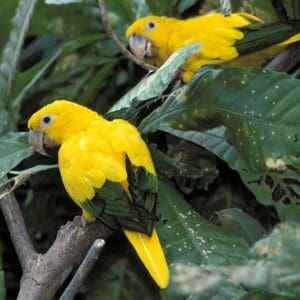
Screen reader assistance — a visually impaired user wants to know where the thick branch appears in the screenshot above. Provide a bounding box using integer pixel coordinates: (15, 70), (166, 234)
(0, 181), (35, 270)
(97, 0), (156, 72)
(18, 216), (112, 300)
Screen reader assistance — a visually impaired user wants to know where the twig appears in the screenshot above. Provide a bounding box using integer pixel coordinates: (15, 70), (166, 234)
(266, 42), (300, 72)
(0, 178), (36, 270)
(60, 239), (105, 300)
(97, 0), (157, 72)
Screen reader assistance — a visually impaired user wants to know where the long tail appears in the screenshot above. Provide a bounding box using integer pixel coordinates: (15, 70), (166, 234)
(124, 228), (169, 288)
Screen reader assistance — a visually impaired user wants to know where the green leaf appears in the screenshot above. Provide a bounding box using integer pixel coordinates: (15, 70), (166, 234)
(141, 66), (300, 221)
(216, 208), (267, 246)
(283, 0), (300, 19)
(12, 45), (65, 109)
(0, 1), (18, 47)
(0, 0), (38, 134)
(9, 164), (58, 176)
(0, 132), (33, 179)
(239, 222), (300, 296)
(0, 164), (58, 200)
(146, 0), (177, 15)
(156, 177), (249, 299)
(12, 33), (108, 106)
(106, 0), (135, 23)
(171, 222), (300, 298)
(108, 43), (201, 113)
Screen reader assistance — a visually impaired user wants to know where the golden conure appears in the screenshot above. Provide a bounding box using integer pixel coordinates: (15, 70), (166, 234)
(126, 13), (300, 81)
(28, 100), (169, 288)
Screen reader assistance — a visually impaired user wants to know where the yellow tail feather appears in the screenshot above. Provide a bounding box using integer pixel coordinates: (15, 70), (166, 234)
(124, 228), (169, 288)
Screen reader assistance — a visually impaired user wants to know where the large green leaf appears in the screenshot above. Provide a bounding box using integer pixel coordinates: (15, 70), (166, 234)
(0, 132), (33, 179)
(141, 66), (300, 221)
(157, 177), (249, 299)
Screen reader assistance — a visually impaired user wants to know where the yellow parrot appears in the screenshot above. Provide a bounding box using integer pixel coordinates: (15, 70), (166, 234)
(27, 100), (169, 288)
(126, 13), (300, 81)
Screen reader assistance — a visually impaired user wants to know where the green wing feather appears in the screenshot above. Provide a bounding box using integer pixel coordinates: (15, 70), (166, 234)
(236, 20), (300, 55)
(81, 156), (158, 235)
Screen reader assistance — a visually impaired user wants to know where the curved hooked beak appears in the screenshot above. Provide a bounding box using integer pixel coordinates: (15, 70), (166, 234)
(128, 34), (157, 61)
(28, 130), (56, 156)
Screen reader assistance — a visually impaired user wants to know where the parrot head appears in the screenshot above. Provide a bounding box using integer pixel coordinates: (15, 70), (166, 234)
(126, 16), (177, 66)
(28, 100), (98, 155)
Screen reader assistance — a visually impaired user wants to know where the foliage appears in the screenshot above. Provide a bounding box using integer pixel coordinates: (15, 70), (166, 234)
(1, 0), (300, 299)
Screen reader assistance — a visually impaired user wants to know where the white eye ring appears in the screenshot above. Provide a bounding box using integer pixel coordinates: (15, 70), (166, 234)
(146, 21), (156, 31)
(40, 114), (54, 128)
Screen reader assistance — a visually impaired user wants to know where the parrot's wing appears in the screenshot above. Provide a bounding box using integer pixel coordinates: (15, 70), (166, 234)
(237, 21), (300, 55)
(81, 160), (158, 235)
(103, 119), (159, 235)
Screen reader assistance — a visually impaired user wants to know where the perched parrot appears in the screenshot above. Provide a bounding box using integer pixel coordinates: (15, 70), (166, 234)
(28, 100), (169, 288)
(126, 12), (300, 81)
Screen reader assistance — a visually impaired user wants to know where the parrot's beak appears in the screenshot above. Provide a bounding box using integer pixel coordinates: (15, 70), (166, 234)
(28, 130), (55, 156)
(128, 34), (157, 61)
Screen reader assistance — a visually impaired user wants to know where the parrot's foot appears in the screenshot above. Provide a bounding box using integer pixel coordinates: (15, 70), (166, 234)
(81, 215), (88, 228)
(80, 214), (96, 228)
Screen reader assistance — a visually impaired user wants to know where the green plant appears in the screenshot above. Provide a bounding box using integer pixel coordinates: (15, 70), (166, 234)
(0, 0), (300, 299)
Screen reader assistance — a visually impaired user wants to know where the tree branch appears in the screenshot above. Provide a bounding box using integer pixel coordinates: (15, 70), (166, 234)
(18, 216), (112, 300)
(0, 179), (35, 270)
(60, 239), (105, 300)
(97, 0), (157, 72)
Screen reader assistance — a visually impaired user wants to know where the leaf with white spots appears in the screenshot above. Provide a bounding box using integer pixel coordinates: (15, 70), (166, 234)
(171, 222), (300, 299)
(141, 66), (300, 221)
(157, 177), (249, 299)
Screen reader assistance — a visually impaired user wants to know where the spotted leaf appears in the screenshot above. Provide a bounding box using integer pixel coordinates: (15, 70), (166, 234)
(141, 66), (300, 221)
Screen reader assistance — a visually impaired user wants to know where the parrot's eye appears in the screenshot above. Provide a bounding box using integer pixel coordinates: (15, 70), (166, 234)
(40, 114), (54, 128)
(146, 21), (156, 31)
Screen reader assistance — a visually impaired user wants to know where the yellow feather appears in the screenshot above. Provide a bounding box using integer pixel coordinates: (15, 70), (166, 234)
(125, 229), (169, 288)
